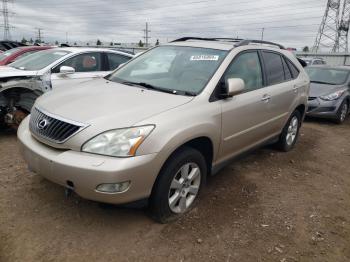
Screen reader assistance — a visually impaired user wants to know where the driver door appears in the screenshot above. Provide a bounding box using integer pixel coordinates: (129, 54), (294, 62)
(51, 52), (109, 89)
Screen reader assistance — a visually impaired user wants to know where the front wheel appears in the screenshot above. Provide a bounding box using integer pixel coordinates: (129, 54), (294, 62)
(150, 147), (207, 223)
(275, 110), (301, 152)
(335, 100), (348, 124)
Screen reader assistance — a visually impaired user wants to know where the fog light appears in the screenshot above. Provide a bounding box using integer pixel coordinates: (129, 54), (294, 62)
(96, 181), (130, 193)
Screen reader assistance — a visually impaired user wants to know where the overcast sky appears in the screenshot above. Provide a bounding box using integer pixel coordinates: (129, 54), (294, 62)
(6, 0), (327, 49)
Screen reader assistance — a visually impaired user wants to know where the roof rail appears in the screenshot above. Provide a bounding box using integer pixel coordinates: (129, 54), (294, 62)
(235, 40), (285, 49)
(171, 37), (243, 43)
(170, 37), (285, 49)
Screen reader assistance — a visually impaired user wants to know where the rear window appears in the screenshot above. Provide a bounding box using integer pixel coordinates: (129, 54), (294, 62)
(262, 51), (285, 85)
(286, 59), (300, 78)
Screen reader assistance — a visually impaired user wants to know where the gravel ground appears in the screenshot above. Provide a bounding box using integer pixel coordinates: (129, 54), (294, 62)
(0, 118), (349, 262)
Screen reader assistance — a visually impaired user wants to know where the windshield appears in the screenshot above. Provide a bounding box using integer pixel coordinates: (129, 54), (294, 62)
(108, 46), (228, 95)
(306, 67), (350, 85)
(10, 49), (71, 71)
(0, 47), (21, 60)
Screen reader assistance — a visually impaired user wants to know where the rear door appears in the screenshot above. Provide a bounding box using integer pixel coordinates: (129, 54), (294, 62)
(260, 51), (301, 133)
(51, 52), (109, 88)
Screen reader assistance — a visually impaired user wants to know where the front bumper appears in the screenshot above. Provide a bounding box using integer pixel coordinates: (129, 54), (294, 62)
(17, 118), (162, 204)
(306, 97), (341, 119)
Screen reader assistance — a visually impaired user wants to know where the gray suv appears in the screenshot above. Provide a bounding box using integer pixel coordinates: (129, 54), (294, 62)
(18, 38), (310, 222)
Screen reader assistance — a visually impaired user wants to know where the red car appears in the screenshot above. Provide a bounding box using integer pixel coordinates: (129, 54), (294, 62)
(0, 46), (52, 66)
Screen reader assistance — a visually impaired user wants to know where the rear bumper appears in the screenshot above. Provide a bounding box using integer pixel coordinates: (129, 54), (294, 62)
(17, 117), (162, 204)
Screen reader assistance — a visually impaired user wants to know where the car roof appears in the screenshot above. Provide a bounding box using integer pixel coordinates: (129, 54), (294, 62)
(308, 65), (350, 70)
(56, 47), (134, 56)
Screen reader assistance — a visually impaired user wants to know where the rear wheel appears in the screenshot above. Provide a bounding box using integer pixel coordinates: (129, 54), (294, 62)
(335, 100), (348, 124)
(150, 147), (207, 223)
(275, 110), (301, 152)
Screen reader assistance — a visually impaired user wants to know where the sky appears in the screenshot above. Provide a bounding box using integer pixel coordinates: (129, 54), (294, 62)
(4, 0), (327, 49)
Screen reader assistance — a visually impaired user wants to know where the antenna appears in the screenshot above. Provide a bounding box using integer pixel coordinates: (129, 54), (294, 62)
(335, 0), (350, 52)
(313, 0), (341, 52)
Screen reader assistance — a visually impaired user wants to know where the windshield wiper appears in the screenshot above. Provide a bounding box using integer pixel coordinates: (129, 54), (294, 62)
(122, 81), (196, 96)
(310, 80), (336, 85)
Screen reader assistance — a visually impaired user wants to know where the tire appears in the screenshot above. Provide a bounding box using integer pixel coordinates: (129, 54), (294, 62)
(335, 100), (348, 124)
(149, 147), (207, 223)
(275, 110), (302, 152)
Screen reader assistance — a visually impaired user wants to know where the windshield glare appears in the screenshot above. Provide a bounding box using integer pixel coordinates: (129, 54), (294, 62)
(108, 46), (228, 95)
(306, 67), (350, 85)
(10, 49), (71, 71)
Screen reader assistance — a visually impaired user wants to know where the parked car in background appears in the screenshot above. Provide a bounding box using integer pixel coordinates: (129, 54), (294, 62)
(18, 38), (309, 222)
(0, 41), (26, 52)
(0, 46), (53, 65)
(0, 47), (134, 128)
(306, 66), (350, 124)
(301, 57), (326, 66)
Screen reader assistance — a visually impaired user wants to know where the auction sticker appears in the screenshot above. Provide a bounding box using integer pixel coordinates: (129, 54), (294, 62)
(190, 55), (219, 61)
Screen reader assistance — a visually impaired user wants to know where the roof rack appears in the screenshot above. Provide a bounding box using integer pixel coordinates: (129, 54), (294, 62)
(171, 37), (243, 43)
(170, 37), (285, 49)
(235, 40), (285, 49)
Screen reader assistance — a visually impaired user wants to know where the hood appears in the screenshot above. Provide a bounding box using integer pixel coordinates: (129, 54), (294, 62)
(0, 66), (38, 78)
(36, 78), (194, 130)
(309, 82), (347, 97)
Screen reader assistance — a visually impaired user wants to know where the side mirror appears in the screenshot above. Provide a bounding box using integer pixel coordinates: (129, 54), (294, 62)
(226, 78), (245, 97)
(60, 66), (75, 74)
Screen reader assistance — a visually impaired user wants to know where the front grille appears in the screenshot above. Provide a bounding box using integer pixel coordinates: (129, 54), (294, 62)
(307, 106), (317, 112)
(29, 107), (87, 143)
(308, 97), (317, 101)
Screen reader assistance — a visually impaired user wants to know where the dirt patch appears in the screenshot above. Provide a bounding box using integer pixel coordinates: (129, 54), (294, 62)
(0, 119), (350, 262)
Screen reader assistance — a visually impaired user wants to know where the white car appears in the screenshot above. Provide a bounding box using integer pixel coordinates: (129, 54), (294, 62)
(0, 48), (133, 127)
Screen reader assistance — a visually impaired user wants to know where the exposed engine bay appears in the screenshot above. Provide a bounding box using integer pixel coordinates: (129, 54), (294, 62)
(0, 76), (45, 128)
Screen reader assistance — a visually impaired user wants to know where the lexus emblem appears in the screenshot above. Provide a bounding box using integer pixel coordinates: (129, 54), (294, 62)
(37, 119), (49, 130)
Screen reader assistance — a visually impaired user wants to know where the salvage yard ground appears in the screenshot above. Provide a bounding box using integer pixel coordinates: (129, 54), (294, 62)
(0, 119), (349, 262)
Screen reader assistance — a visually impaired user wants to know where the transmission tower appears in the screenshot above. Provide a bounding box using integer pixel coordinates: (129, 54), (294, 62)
(143, 22), (151, 47)
(1, 0), (12, 40)
(313, 0), (341, 52)
(334, 0), (350, 52)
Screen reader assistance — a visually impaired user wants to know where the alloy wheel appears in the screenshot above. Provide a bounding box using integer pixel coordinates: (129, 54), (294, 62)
(340, 103), (348, 122)
(168, 162), (201, 214)
(286, 116), (299, 146)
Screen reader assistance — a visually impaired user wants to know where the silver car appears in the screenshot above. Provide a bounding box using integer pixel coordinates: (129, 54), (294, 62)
(18, 38), (309, 222)
(0, 48), (133, 128)
(306, 66), (350, 124)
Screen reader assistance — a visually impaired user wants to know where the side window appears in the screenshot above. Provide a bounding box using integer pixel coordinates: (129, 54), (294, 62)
(107, 53), (131, 70)
(286, 59), (300, 79)
(54, 52), (102, 73)
(222, 51), (263, 92)
(281, 57), (292, 81)
(262, 51), (285, 85)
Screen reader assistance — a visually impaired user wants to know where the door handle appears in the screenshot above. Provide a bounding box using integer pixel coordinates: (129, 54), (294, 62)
(293, 85), (300, 92)
(261, 95), (271, 102)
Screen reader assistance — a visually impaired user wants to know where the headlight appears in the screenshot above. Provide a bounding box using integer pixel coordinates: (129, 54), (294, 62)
(82, 125), (155, 157)
(320, 89), (346, 101)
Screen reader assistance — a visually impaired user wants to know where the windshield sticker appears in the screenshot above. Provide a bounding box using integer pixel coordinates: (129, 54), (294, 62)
(190, 55), (219, 61)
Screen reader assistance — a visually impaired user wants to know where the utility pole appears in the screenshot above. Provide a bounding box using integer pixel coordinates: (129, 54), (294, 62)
(66, 32), (68, 44)
(313, 0), (341, 52)
(1, 0), (12, 40)
(35, 27), (43, 43)
(261, 28), (265, 41)
(143, 22), (151, 47)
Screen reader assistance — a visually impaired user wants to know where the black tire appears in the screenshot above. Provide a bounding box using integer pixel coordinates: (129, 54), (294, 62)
(149, 147), (207, 223)
(335, 100), (349, 124)
(275, 110), (302, 152)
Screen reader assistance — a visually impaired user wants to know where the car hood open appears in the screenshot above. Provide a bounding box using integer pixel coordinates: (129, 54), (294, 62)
(309, 82), (347, 97)
(0, 66), (38, 78)
(36, 78), (194, 131)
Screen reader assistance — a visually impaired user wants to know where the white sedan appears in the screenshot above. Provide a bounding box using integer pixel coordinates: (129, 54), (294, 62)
(0, 48), (133, 127)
